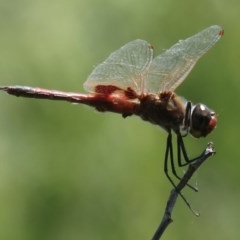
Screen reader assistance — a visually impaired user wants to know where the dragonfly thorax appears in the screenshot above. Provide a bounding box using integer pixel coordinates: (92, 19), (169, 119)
(137, 91), (186, 133)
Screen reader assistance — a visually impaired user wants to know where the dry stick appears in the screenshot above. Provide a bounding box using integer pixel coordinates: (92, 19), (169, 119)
(152, 142), (215, 240)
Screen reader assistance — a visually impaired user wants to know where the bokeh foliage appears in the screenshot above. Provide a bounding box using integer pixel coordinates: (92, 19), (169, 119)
(0, 0), (239, 239)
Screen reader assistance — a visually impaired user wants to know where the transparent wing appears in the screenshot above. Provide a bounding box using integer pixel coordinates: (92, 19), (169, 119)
(84, 39), (153, 94)
(146, 25), (223, 93)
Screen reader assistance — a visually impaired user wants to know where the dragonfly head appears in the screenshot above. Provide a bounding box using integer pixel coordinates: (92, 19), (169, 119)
(190, 103), (217, 138)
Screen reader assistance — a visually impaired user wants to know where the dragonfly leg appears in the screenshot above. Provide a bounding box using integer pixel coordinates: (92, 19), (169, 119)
(177, 133), (210, 166)
(164, 132), (197, 191)
(164, 132), (196, 212)
(181, 101), (192, 137)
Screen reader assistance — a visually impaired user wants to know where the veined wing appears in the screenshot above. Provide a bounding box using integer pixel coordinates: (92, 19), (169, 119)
(84, 39), (153, 95)
(146, 25), (223, 93)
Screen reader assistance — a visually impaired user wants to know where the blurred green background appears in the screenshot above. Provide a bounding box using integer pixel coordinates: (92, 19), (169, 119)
(0, 0), (239, 239)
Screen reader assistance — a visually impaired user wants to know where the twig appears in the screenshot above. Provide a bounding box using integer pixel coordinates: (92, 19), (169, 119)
(151, 142), (215, 240)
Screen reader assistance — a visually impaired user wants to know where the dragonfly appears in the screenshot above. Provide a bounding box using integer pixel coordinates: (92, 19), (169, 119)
(0, 25), (223, 210)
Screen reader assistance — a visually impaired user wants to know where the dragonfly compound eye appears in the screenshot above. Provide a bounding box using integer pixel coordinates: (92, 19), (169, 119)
(190, 103), (217, 138)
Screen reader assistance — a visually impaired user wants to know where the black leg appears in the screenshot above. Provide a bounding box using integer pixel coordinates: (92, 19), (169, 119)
(164, 132), (197, 191)
(164, 131), (195, 209)
(180, 101), (192, 137)
(177, 133), (207, 167)
(164, 132), (176, 188)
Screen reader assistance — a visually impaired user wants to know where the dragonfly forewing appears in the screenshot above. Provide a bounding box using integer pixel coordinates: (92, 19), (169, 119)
(84, 39), (153, 95)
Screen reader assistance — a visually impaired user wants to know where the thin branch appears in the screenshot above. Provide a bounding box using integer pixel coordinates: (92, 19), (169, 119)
(152, 142), (215, 240)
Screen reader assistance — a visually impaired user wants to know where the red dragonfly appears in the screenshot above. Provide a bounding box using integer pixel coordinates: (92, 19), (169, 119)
(0, 25), (223, 207)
